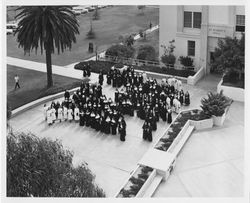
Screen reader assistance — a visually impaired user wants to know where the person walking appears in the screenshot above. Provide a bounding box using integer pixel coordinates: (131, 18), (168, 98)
(14, 75), (20, 89)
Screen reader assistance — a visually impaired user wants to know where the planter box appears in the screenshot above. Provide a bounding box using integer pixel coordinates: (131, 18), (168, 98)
(115, 165), (154, 198)
(212, 106), (229, 126)
(217, 79), (244, 102)
(212, 113), (226, 126)
(189, 118), (213, 130)
(136, 169), (156, 197)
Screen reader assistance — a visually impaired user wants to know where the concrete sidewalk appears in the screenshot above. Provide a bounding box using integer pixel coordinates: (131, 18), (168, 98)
(7, 56), (99, 83)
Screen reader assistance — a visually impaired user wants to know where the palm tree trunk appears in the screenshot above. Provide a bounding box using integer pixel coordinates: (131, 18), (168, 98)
(45, 48), (53, 88)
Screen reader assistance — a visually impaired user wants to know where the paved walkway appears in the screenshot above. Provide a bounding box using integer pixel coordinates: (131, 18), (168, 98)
(9, 73), (244, 197)
(7, 23), (244, 197)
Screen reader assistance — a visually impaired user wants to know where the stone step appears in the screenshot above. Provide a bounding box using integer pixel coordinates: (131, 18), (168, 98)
(142, 174), (163, 197)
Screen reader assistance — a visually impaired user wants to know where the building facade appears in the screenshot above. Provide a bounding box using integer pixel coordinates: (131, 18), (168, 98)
(160, 5), (245, 74)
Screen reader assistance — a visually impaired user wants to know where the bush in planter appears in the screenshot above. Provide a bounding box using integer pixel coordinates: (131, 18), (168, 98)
(137, 45), (156, 61)
(114, 63), (124, 69)
(200, 90), (233, 117)
(179, 56), (194, 67)
(161, 54), (176, 67)
(74, 61), (115, 74)
(161, 40), (176, 67)
(106, 44), (135, 58)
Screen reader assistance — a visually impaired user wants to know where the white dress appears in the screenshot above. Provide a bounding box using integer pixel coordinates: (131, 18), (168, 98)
(57, 107), (63, 121)
(51, 108), (56, 121)
(166, 97), (171, 106)
(74, 107), (80, 121)
(68, 109), (73, 121)
(47, 109), (52, 124)
(63, 107), (68, 120)
(176, 100), (181, 114)
(176, 80), (182, 91)
(142, 72), (147, 83)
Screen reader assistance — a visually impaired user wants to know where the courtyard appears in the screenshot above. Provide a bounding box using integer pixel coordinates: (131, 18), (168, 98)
(9, 73), (244, 197)
(4, 4), (246, 199)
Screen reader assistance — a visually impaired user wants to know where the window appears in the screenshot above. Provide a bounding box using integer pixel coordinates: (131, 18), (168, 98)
(184, 11), (192, 28)
(184, 11), (202, 29)
(236, 15), (245, 32)
(188, 41), (195, 56)
(193, 12), (202, 28)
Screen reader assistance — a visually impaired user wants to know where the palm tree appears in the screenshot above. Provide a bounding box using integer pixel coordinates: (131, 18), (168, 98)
(15, 6), (80, 87)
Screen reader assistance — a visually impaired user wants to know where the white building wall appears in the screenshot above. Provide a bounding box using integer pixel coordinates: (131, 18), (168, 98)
(159, 5), (245, 72)
(208, 6), (230, 25)
(236, 5), (245, 14)
(184, 5), (202, 12)
(175, 36), (200, 68)
(159, 6), (177, 57)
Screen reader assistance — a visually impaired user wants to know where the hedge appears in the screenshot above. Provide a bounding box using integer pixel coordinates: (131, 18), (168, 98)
(74, 61), (196, 78)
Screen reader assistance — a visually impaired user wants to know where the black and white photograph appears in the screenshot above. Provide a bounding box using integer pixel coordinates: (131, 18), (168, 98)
(1, 0), (249, 202)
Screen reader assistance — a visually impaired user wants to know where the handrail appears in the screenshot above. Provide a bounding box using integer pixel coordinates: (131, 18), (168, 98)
(99, 54), (195, 70)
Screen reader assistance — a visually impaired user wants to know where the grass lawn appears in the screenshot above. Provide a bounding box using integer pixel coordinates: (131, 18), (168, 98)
(7, 6), (159, 66)
(7, 65), (82, 110)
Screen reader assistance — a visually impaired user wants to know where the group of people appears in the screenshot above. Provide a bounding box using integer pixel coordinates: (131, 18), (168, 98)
(105, 65), (190, 142)
(44, 64), (191, 143)
(44, 82), (127, 141)
(82, 63), (91, 78)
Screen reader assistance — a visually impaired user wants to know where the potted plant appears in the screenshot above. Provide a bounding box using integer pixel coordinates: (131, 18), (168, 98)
(200, 90), (233, 126)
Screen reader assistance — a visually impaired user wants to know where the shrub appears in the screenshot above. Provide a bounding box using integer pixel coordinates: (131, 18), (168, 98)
(179, 56), (194, 67)
(137, 45), (156, 61)
(106, 44), (135, 58)
(114, 63), (124, 69)
(74, 61), (115, 74)
(161, 54), (176, 66)
(200, 90), (233, 117)
(125, 35), (135, 47)
(7, 131), (105, 197)
(161, 40), (176, 66)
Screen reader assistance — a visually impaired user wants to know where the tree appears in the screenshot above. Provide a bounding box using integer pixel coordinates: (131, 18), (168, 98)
(106, 44), (135, 59)
(87, 20), (95, 39)
(15, 6), (80, 88)
(7, 131), (105, 197)
(211, 33), (245, 80)
(125, 35), (135, 47)
(161, 39), (176, 66)
(93, 7), (100, 20)
(137, 5), (146, 15)
(137, 45), (156, 61)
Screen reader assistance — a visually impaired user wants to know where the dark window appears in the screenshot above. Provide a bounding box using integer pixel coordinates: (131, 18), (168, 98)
(193, 12), (202, 28)
(184, 11), (192, 28)
(236, 15), (245, 32)
(188, 41), (195, 56)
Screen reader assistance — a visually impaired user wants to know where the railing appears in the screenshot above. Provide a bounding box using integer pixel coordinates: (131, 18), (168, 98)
(99, 54), (161, 67)
(99, 54), (195, 71)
